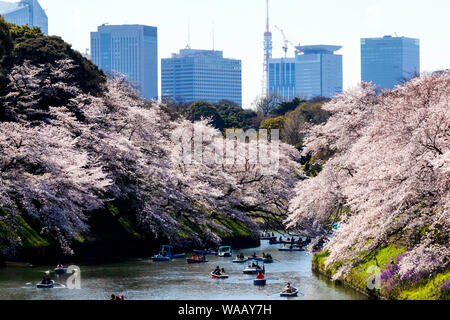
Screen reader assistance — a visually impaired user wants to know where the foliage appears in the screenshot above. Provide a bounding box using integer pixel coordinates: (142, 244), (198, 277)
(0, 15), (12, 60)
(185, 101), (226, 131)
(3, 23), (105, 97)
(288, 76), (450, 284)
(0, 58), (303, 253)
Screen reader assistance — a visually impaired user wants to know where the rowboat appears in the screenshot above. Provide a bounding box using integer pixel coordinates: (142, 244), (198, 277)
(156, 245), (185, 259)
(152, 254), (171, 262)
(54, 268), (67, 275)
(218, 246), (232, 257)
(187, 258), (208, 264)
(211, 272), (229, 279)
(36, 280), (54, 289)
(262, 258), (274, 263)
(253, 279), (267, 286)
(243, 264), (265, 275)
(278, 248), (305, 252)
(232, 258), (248, 263)
(5, 261), (33, 268)
(193, 249), (217, 256)
(280, 289), (298, 297)
(247, 256), (263, 261)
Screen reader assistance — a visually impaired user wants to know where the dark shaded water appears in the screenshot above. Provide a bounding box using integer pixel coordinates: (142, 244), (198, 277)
(0, 240), (367, 300)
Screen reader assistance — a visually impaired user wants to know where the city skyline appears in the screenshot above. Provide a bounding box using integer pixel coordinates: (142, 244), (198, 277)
(2, 0), (450, 108)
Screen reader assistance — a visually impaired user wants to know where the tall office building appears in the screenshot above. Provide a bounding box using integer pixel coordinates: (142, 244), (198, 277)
(361, 35), (420, 89)
(91, 24), (158, 100)
(161, 49), (242, 106)
(0, 0), (48, 35)
(268, 45), (343, 100)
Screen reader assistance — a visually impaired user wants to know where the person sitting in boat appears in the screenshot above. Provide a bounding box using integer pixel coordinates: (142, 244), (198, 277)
(262, 252), (266, 258)
(213, 266), (221, 275)
(251, 252), (257, 259)
(272, 232), (275, 237)
(256, 272), (265, 280)
(202, 254), (206, 261)
(41, 275), (52, 285)
(56, 264), (64, 269)
(221, 268), (226, 274)
(279, 236), (283, 242)
(284, 282), (293, 293)
(239, 252), (245, 259)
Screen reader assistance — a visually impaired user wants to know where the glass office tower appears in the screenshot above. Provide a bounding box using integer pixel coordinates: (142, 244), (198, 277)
(161, 49), (242, 106)
(361, 36), (420, 89)
(0, 0), (48, 35)
(268, 58), (296, 101)
(268, 45), (343, 100)
(91, 24), (158, 101)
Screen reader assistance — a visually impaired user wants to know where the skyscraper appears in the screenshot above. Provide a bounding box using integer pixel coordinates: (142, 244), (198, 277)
(161, 49), (242, 106)
(90, 24), (158, 101)
(268, 45), (343, 100)
(361, 35), (420, 89)
(0, 0), (48, 35)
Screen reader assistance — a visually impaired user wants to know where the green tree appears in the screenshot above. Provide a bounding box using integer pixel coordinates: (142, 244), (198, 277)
(185, 101), (225, 131)
(272, 97), (306, 116)
(259, 116), (285, 137)
(0, 16), (12, 60)
(7, 24), (106, 95)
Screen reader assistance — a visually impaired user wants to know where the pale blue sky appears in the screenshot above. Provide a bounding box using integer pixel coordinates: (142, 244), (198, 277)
(10, 0), (450, 107)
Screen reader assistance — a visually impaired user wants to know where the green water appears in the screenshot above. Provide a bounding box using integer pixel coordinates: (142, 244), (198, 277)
(0, 240), (367, 300)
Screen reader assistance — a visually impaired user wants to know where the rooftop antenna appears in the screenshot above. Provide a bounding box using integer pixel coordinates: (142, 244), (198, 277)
(212, 21), (215, 51)
(185, 18), (191, 49)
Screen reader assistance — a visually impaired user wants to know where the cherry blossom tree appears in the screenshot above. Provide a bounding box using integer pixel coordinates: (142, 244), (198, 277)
(288, 74), (450, 280)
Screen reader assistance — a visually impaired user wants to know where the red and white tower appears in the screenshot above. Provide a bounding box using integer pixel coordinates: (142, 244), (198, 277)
(262, 0), (273, 97)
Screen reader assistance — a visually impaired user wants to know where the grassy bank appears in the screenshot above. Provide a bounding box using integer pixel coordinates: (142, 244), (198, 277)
(312, 246), (450, 300)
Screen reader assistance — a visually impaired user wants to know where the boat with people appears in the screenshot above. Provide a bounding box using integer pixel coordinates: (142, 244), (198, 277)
(211, 272), (229, 279)
(152, 245), (185, 262)
(54, 268), (67, 275)
(262, 257), (274, 263)
(5, 261), (33, 268)
(54, 264), (67, 275)
(278, 247), (305, 252)
(211, 266), (229, 279)
(187, 256), (208, 264)
(232, 258), (248, 263)
(280, 282), (298, 297)
(243, 262), (265, 275)
(193, 249), (217, 256)
(253, 279), (267, 286)
(247, 252), (263, 261)
(280, 288), (298, 297)
(260, 232), (276, 241)
(152, 254), (171, 262)
(36, 280), (55, 289)
(218, 246), (232, 257)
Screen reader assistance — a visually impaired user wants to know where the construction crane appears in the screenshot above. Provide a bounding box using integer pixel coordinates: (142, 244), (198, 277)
(274, 25), (299, 58)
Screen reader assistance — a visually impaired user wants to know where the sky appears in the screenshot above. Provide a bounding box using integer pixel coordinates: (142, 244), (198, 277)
(5, 0), (450, 108)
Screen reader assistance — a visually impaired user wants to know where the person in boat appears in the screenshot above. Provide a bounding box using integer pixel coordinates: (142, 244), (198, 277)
(56, 263), (64, 269)
(251, 252), (257, 259)
(118, 295), (124, 300)
(262, 252), (266, 258)
(256, 272), (265, 280)
(202, 254), (206, 261)
(239, 252), (245, 259)
(110, 294), (116, 301)
(41, 275), (52, 285)
(221, 268), (226, 274)
(279, 236), (283, 242)
(272, 232), (275, 237)
(196, 256), (200, 261)
(213, 266), (221, 275)
(284, 282), (293, 293)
